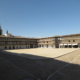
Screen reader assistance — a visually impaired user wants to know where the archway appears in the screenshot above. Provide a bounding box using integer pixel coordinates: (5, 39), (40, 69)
(73, 45), (78, 48)
(69, 45), (72, 48)
(5, 47), (7, 49)
(65, 45), (68, 48)
(13, 46), (15, 49)
(9, 46), (11, 49)
(17, 46), (18, 49)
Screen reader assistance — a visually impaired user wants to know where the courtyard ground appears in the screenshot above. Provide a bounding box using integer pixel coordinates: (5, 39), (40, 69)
(4, 48), (78, 59)
(0, 48), (80, 80)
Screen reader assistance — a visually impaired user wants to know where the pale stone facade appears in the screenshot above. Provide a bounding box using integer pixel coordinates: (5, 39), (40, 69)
(59, 34), (80, 48)
(38, 34), (80, 48)
(0, 36), (38, 50)
(0, 27), (80, 49)
(37, 36), (60, 48)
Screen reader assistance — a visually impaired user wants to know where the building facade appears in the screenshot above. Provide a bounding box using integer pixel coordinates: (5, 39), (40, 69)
(37, 36), (60, 48)
(0, 27), (80, 50)
(0, 36), (38, 50)
(38, 34), (80, 48)
(59, 34), (80, 48)
(0, 27), (38, 50)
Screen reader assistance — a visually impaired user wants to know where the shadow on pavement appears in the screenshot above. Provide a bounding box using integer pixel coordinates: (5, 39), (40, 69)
(0, 49), (80, 80)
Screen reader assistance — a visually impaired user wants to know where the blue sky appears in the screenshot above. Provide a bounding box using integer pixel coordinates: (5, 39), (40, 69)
(0, 0), (80, 37)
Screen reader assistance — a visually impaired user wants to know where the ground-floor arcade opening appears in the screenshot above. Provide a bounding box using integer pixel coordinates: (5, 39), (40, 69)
(5, 46), (7, 49)
(73, 45), (78, 48)
(68, 45), (72, 48)
(65, 45), (68, 48)
(42, 45), (44, 47)
(9, 46), (11, 49)
(17, 46), (18, 49)
(38, 45), (41, 48)
(30, 44), (33, 48)
(59, 43), (79, 48)
(13, 46), (15, 49)
(47, 45), (48, 48)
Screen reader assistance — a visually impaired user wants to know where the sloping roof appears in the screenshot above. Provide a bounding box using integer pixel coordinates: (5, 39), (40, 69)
(0, 33), (80, 39)
(61, 33), (80, 37)
(0, 35), (38, 39)
(38, 35), (60, 39)
(6, 33), (12, 35)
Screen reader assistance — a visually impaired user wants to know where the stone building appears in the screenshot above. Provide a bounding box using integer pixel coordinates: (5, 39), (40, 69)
(37, 36), (60, 48)
(0, 27), (38, 50)
(38, 34), (80, 48)
(59, 34), (80, 48)
(0, 26), (80, 50)
(0, 35), (38, 50)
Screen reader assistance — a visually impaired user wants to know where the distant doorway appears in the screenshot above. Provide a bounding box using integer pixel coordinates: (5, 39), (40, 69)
(69, 45), (72, 48)
(13, 46), (15, 49)
(73, 45), (78, 48)
(30, 44), (33, 48)
(9, 46), (11, 49)
(42, 45), (44, 47)
(65, 45), (68, 48)
(5, 47), (7, 49)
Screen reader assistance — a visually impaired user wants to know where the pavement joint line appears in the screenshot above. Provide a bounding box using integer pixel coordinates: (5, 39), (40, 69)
(54, 48), (79, 58)
(71, 54), (80, 63)
(1, 50), (34, 60)
(0, 49), (80, 80)
(0, 55), (36, 79)
(46, 49), (80, 80)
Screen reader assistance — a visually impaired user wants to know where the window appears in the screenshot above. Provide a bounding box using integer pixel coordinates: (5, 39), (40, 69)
(73, 40), (75, 42)
(68, 40), (70, 42)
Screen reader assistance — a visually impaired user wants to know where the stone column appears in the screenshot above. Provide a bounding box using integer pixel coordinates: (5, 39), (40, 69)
(63, 44), (64, 48)
(72, 44), (73, 48)
(67, 45), (69, 48)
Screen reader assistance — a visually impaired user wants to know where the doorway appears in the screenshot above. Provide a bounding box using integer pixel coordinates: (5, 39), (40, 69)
(5, 47), (7, 49)
(73, 45), (78, 48)
(13, 46), (15, 49)
(9, 46), (11, 49)
(30, 44), (33, 48)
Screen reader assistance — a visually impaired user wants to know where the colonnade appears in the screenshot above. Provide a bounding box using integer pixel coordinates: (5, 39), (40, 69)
(59, 44), (79, 48)
(38, 45), (55, 48)
(4, 45), (30, 49)
(0, 45), (30, 50)
(0, 45), (38, 50)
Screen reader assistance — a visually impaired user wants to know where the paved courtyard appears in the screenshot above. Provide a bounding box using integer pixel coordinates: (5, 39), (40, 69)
(4, 48), (78, 59)
(0, 48), (80, 80)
